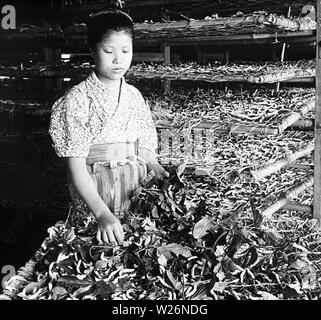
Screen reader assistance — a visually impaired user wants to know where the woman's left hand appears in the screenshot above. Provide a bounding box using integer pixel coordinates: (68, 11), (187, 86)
(147, 162), (170, 186)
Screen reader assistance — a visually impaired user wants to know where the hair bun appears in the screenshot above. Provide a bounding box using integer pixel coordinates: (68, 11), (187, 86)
(88, 5), (133, 22)
(86, 5), (134, 49)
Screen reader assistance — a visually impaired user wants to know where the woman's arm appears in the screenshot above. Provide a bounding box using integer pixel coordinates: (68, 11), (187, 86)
(66, 157), (124, 245)
(132, 88), (169, 184)
(138, 147), (169, 184)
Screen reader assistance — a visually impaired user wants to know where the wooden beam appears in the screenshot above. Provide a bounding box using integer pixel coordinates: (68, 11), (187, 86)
(132, 52), (165, 62)
(251, 141), (314, 181)
(283, 201), (312, 215)
(278, 99), (315, 134)
(262, 176), (314, 219)
(126, 0), (205, 7)
(59, 0), (206, 12)
(314, 0), (321, 222)
(0, 30), (316, 49)
(134, 31), (316, 47)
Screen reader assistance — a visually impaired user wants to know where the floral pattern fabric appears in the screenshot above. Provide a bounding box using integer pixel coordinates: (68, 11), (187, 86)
(49, 71), (157, 158)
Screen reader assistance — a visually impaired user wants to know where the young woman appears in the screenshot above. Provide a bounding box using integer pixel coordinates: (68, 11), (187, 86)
(49, 8), (169, 246)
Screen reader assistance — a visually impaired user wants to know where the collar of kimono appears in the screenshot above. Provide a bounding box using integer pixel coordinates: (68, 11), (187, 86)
(89, 70), (126, 95)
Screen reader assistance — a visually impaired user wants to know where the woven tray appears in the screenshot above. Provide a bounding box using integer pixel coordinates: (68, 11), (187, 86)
(0, 235), (53, 300)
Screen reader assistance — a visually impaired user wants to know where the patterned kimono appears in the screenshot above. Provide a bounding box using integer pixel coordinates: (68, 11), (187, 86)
(49, 71), (157, 216)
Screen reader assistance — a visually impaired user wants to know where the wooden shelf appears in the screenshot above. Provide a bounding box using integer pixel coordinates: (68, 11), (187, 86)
(1, 31), (314, 48)
(0, 99), (313, 136)
(0, 13), (316, 48)
(128, 61), (315, 83)
(0, 87), (315, 131)
(0, 61), (315, 84)
(135, 30), (316, 47)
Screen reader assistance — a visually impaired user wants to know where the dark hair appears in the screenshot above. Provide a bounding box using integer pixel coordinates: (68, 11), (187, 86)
(86, 7), (134, 49)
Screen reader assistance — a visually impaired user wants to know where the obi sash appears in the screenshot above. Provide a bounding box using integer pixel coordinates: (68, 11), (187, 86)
(86, 142), (147, 214)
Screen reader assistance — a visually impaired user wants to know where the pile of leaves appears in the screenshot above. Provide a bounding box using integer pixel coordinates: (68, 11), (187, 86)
(4, 160), (321, 300)
(147, 87), (315, 128)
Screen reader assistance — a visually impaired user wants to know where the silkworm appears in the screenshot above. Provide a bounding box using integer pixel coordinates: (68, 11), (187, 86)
(246, 269), (255, 280)
(76, 260), (82, 274)
(210, 286), (219, 300)
(185, 283), (197, 298)
(126, 289), (136, 300)
(105, 266), (122, 282)
(119, 268), (136, 276)
(157, 276), (174, 289)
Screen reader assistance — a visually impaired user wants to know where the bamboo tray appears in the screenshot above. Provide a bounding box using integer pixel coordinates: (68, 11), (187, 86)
(0, 12), (316, 45)
(128, 60), (315, 84)
(0, 87), (315, 136)
(0, 234), (53, 300)
(0, 128), (316, 300)
(134, 14), (316, 41)
(0, 60), (316, 84)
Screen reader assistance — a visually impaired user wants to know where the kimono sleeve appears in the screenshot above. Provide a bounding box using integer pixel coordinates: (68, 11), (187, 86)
(48, 87), (93, 157)
(133, 87), (158, 155)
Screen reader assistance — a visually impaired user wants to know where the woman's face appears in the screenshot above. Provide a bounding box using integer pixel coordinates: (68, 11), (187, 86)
(92, 30), (133, 86)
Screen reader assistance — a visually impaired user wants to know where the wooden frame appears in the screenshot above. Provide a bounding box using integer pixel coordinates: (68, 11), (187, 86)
(314, 0), (321, 221)
(132, 52), (165, 63)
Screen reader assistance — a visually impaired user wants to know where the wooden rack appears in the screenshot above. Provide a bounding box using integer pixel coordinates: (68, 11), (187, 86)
(0, 24), (316, 46)
(0, 6), (319, 222)
(0, 60), (316, 83)
(0, 1), (321, 301)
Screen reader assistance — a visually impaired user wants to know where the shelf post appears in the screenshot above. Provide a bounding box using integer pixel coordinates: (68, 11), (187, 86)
(276, 6), (291, 92)
(161, 42), (171, 93)
(160, 7), (171, 93)
(42, 23), (62, 95)
(314, 0), (321, 222)
(225, 48), (230, 64)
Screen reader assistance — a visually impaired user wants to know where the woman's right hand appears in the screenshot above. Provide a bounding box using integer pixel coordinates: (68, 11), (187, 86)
(66, 157), (125, 245)
(96, 212), (124, 246)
